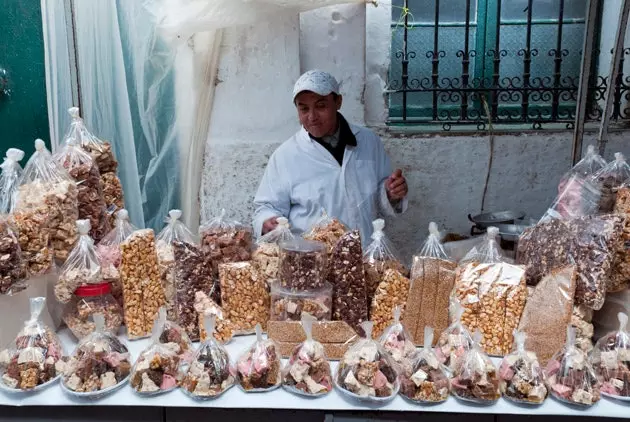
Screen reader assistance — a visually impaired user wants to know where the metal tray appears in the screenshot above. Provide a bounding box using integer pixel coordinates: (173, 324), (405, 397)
(494, 223), (529, 242)
(468, 210), (525, 227)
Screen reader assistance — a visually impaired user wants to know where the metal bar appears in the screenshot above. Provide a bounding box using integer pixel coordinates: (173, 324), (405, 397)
(552, 0), (565, 121)
(432, 0), (440, 120)
(385, 86), (579, 94)
(491, 0), (502, 119)
(401, 0), (409, 121)
(391, 18), (584, 28)
(614, 51), (626, 120)
(521, 0), (533, 122)
(597, 0), (630, 155)
(460, 0), (472, 120)
(67, 0), (81, 111)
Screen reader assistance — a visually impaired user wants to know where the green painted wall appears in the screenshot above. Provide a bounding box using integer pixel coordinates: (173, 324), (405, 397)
(0, 0), (50, 157)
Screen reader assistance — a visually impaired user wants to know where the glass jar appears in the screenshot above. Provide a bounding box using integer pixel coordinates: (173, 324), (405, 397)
(63, 282), (123, 340)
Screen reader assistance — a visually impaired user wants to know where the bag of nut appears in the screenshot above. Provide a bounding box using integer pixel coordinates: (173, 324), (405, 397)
(363, 219), (407, 308)
(406, 222), (457, 346)
(236, 323), (282, 392)
(303, 208), (349, 254)
(56, 220), (102, 304)
(0, 215), (28, 295)
(591, 312), (630, 399)
(592, 152), (630, 214)
(0, 148), (24, 214)
(370, 269), (410, 339)
(253, 217), (295, 281)
(156, 209), (197, 320)
(15, 139), (79, 262)
(378, 306), (417, 377)
(95, 209), (137, 308)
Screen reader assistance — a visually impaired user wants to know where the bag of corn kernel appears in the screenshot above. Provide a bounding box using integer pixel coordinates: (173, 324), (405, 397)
(378, 306), (416, 377)
(370, 269), (410, 338)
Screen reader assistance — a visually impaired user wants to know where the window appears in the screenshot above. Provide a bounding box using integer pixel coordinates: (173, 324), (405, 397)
(388, 0), (615, 130)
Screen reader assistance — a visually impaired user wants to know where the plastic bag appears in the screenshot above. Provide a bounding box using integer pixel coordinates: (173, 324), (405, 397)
(0, 148), (24, 214)
(282, 313), (333, 397)
(194, 291), (235, 344)
(56, 220), (102, 304)
(593, 152), (630, 214)
(378, 306), (416, 377)
(451, 330), (501, 403)
(499, 331), (548, 404)
(572, 305), (595, 353)
(156, 209), (197, 320)
(461, 227), (504, 264)
(370, 269), (410, 338)
(363, 219), (407, 304)
(303, 208), (349, 253)
(253, 217), (295, 280)
(15, 139), (78, 261)
(153, 307), (194, 362)
(435, 299), (473, 371)
(270, 280), (333, 322)
(182, 315), (235, 399)
(278, 237), (327, 291)
(540, 173), (602, 222)
(610, 184), (630, 293)
(0, 297), (65, 391)
(95, 209), (137, 307)
(591, 312), (630, 398)
(566, 145), (607, 179)
(236, 324), (282, 392)
(518, 266), (578, 365)
(335, 321), (400, 402)
(0, 216), (27, 295)
(65, 107), (118, 174)
(406, 222), (457, 345)
(130, 309), (187, 395)
(544, 326), (600, 406)
(61, 313), (131, 397)
(400, 326), (450, 403)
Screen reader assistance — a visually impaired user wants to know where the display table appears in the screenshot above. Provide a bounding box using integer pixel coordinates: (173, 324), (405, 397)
(0, 328), (628, 418)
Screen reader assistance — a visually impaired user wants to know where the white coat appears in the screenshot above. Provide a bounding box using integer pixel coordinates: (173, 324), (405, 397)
(252, 122), (408, 242)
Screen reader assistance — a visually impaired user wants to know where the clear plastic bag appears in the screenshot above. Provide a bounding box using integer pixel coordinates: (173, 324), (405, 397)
(303, 208), (349, 253)
(544, 326), (600, 406)
(282, 313), (333, 397)
(61, 313), (131, 398)
(499, 331), (548, 404)
(182, 315), (235, 399)
(56, 220), (102, 304)
(435, 299), (473, 371)
(130, 309), (187, 395)
(194, 291), (235, 344)
(253, 217), (295, 280)
(156, 210), (197, 320)
(363, 219), (407, 305)
(371, 269), (410, 339)
(572, 305), (595, 353)
(609, 189), (630, 292)
(0, 297), (65, 391)
(335, 321), (400, 402)
(461, 227), (504, 264)
(406, 223), (457, 346)
(378, 307), (416, 377)
(95, 209), (137, 307)
(451, 330), (501, 404)
(399, 326), (450, 403)
(65, 107), (118, 174)
(566, 145), (607, 179)
(53, 138), (110, 242)
(593, 152), (630, 214)
(15, 139), (78, 262)
(0, 216), (27, 295)
(236, 324), (282, 392)
(591, 312), (630, 398)
(152, 307), (194, 362)
(541, 173), (602, 222)
(270, 280), (333, 322)
(278, 238), (327, 291)
(0, 148), (24, 214)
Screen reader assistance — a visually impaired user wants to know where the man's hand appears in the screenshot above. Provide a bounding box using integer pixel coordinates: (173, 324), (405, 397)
(386, 169), (408, 202)
(262, 217), (279, 235)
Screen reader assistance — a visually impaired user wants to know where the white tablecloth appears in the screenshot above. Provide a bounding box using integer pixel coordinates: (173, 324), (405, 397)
(0, 328), (628, 418)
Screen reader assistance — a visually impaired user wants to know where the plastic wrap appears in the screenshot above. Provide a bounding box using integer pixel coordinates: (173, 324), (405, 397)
(182, 315), (235, 399)
(0, 148), (24, 214)
(335, 321), (400, 402)
(194, 291), (235, 344)
(593, 152), (630, 214)
(282, 313), (333, 397)
(591, 312), (630, 398)
(252, 217), (295, 280)
(406, 222), (457, 345)
(0, 297), (65, 391)
(130, 309), (187, 395)
(378, 307), (416, 377)
(95, 209), (137, 307)
(499, 331), (548, 404)
(173, 240), (214, 341)
(303, 208), (349, 254)
(156, 209), (197, 320)
(153, 307), (194, 362)
(0, 216), (27, 295)
(61, 313), (131, 397)
(451, 330), (501, 404)
(278, 238), (327, 290)
(540, 173), (602, 222)
(363, 219), (407, 305)
(400, 327), (450, 403)
(236, 324), (281, 392)
(15, 139), (78, 261)
(55, 220), (102, 304)
(270, 281), (332, 322)
(544, 326), (600, 406)
(62, 283), (123, 340)
(517, 266), (577, 365)
(53, 138), (110, 242)
(518, 214), (624, 310)
(436, 299), (474, 371)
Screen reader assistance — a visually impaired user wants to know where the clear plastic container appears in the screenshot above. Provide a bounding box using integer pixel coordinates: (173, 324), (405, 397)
(270, 281), (332, 322)
(278, 238), (327, 291)
(63, 282), (123, 340)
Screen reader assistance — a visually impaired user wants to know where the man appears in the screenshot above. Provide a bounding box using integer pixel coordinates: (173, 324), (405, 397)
(252, 70), (408, 240)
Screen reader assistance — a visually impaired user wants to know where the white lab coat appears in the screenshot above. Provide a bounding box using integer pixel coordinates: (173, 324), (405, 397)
(252, 122), (408, 241)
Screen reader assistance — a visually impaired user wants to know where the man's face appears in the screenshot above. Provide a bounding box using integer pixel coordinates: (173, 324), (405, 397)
(295, 91), (342, 138)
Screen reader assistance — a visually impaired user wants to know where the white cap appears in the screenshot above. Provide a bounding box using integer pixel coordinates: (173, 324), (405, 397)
(292, 70), (340, 102)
